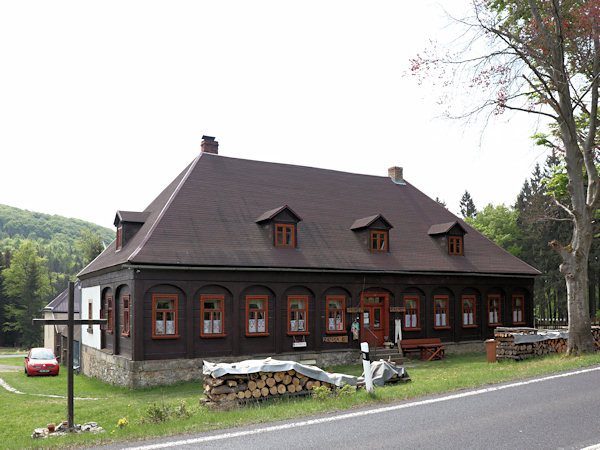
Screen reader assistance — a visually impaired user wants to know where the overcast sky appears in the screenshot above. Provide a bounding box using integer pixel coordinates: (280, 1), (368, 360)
(0, 1), (547, 231)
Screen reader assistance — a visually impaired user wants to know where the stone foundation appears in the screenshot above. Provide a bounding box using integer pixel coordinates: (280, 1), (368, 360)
(81, 345), (358, 388)
(442, 340), (486, 355)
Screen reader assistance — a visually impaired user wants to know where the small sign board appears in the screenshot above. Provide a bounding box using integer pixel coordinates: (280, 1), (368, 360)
(346, 307), (363, 313)
(323, 335), (348, 343)
(389, 306), (406, 313)
(292, 341), (307, 348)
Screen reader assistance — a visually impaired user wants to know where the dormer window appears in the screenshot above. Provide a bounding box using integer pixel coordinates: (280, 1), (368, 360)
(448, 236), (463, 255)
(370, 230), (388, 252)
(275, 223), (295, 248)
(256, 205), (302, 249)
(351, 214), (393, 253)
(114, 210), (150, 252)
(428, 221), (467, 256)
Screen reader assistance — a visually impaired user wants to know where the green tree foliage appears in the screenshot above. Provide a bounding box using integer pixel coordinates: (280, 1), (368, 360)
(465, 204), (522, 257)
(459, 191), (477, 218)
(77, 228), (105, 266)
(0, 204), (113, 346)
(2, 241), (50, 348)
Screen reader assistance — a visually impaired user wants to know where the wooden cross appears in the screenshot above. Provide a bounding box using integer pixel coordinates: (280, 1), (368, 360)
(32, 281), (106, 431)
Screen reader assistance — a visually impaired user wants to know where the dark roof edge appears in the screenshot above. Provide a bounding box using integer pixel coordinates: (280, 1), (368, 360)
(121, 263), (538, 279)
(128, 153), (204, 262)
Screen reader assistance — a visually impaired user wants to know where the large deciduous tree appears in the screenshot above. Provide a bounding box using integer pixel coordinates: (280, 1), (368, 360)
(2, 241), (50, 348)
(412, 0), (600, 353)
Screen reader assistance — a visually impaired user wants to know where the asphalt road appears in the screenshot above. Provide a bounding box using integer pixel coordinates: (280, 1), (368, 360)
(102, 365), (600, 450)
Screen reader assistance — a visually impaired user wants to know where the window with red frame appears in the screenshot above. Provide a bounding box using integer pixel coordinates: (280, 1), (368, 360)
(87, 301), (93, 333)
(449, 236), (463, 255)
(106, 296), (113, 334)
(152, 294), (178, 338)
(288, 296), (308, 335)
(201, 295), (225, 337)
(370, 230), (388, 252)
(434, 296), (450, 328)
(488, 295), (501, 326)
(403, 296), (420, 330)
(462, 295), (476, 327)
(326, 296), (345, 333)
(275, 224), (295, 248)
(512, 295), (525, 324)
(122, 295), (130, 337)
(246, 296), (268, 336)
(116, 226), (123, 250)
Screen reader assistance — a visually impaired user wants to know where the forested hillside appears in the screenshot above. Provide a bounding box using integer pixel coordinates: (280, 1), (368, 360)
(0, 204), (114, 347)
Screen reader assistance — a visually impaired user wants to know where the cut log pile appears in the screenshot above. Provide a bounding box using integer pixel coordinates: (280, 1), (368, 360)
(495, 327), (600, 361)
(202, 369), (336, 407)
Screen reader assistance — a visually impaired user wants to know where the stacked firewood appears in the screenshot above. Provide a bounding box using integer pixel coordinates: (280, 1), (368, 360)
(202, 369), (335, 406)
(495, 327), (538, 361)
(495, 327), (600, 361)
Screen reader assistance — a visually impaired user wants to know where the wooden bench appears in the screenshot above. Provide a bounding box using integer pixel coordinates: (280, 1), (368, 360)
(401, 338), (445, 361)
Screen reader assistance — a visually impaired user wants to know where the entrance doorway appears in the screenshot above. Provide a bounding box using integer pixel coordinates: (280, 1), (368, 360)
(361, 293), (389, 347)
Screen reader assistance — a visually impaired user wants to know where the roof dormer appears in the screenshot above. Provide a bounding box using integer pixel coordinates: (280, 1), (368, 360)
(351, 214), (393, 253)
(428, 221), (467, 256)
(256, 205), (302, 248)
(114, 210), (150, 251)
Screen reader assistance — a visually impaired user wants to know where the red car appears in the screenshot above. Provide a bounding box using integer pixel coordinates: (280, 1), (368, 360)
(24, 348), (59, 376)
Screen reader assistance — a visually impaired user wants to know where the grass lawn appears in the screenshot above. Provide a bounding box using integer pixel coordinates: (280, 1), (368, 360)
(2, 352), (600, 449)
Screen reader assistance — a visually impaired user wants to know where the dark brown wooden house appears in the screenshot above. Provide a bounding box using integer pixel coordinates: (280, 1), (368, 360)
(77, 136), (538, 387)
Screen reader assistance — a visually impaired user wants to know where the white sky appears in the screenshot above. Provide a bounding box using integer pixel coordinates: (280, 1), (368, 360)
(0, 1), (547, 230)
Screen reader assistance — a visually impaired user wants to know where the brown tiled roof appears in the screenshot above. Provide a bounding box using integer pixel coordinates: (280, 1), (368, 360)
(79, 153), (539, 277)
(115, 211), (150, 226)
(428, 221), (467, 235)
(350, 214), (393, 230)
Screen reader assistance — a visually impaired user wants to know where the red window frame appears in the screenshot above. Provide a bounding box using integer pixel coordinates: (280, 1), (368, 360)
(122, 295), (130, 337)
(449, 236), (463, 255)
(370, 230), (388, 252)
(201, 295), (226, 337)
(116, 226), (123, 250)
(433, 295), (450, 329)
(152, 294), (179, 339)
(287, 296), (309, 335)
(87, 301), (93, 333)
(275, 223), (295, 248)
(325, 296), (346, 334)
(512, 295), (525, 325)
(462, 295), (477, 328)
(246, 295), (269, 336)
(106, 296), (113, 334)
(488, 295), (502, 326)
(403, 296), (421, 330)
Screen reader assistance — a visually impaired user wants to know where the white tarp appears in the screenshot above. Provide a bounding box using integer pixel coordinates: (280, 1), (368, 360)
(358, 360), (411, 387)
(203, 358), (358, 387)
(513, 329), (569, 344)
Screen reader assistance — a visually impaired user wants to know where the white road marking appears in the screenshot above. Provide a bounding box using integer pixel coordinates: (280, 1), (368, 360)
(129, 365), (600, 449)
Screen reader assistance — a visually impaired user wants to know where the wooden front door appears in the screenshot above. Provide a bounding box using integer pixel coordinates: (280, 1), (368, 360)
(361, 293), (389, 347)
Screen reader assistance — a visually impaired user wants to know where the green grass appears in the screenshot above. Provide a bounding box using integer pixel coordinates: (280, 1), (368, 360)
(0, 348), (26, 356)
(0, 356), (25, 367)
(2, 352), (600, 449)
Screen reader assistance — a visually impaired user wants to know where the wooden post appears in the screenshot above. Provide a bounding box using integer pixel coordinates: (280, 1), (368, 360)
(32, 282), (106, 432)
(67, 281), (74, 430)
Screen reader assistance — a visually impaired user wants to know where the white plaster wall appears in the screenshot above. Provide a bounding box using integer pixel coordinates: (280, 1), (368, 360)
(81, 285), (101, 349)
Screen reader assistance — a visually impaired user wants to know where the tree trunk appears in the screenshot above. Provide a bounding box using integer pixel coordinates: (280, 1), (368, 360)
(559, 218), (595, 355)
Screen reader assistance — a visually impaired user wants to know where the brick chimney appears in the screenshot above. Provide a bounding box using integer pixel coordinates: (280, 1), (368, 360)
(388, 166), (405, 185)
(201, 135), (218, 154)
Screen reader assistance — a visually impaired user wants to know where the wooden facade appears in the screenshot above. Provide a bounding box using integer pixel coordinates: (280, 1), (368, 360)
(81, 267), (534, 362)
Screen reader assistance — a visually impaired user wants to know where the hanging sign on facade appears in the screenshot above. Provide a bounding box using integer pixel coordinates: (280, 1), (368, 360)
(322, 335), (348, 343)
(389, 306), (406, 313)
